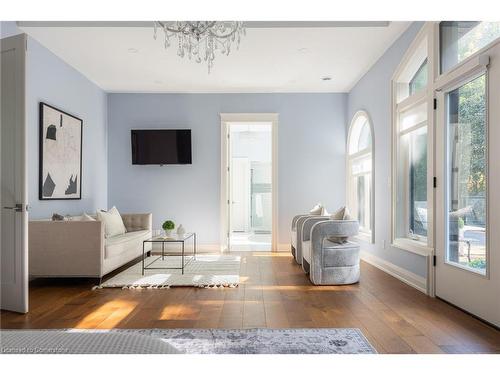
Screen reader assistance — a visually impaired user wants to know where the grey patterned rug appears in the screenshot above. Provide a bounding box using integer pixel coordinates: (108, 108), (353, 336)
(0, 328), (376, 354)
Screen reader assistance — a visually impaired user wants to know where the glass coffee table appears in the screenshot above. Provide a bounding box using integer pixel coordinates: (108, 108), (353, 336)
(142, 232), (196, 275)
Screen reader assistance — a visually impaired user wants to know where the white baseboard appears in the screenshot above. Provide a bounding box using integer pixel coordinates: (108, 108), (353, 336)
(360, 250), (427, 294)
(277, 243), (291, 252)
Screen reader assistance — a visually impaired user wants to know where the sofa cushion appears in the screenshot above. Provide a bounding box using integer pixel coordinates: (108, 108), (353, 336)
(97, 206), (127, 238)
(105, 230), (150, 259)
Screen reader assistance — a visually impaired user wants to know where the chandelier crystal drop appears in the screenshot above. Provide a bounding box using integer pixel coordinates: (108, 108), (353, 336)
(153, 21), (246, 73)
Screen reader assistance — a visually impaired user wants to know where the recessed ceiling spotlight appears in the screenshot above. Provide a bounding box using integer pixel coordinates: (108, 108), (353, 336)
(128, 48), (139, 53)
(321, 76), (332, 81)
(298, 47), (308, 53)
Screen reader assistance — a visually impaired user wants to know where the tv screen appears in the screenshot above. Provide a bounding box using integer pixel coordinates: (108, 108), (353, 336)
(131, 129), (192, 165)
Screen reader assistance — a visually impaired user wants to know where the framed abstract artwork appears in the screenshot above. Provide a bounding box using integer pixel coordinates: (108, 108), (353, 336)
(39, 102), (83, 200)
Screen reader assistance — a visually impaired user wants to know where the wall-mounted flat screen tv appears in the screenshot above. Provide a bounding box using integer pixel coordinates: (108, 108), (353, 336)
(131, 129), (192, 165)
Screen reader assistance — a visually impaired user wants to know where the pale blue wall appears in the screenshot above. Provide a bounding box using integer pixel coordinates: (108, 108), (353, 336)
(347, 22), (426, 277)
(107, 93), (347, 245)
(1, 21), (108, 218)
(0, 21), (20, 39)
(2, 19), (428, 277)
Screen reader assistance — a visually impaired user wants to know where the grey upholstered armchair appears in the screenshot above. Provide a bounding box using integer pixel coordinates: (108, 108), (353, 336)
(301, 219), (360, 285)
(294, 216), (331, 265)
(291, 214), (313, 262)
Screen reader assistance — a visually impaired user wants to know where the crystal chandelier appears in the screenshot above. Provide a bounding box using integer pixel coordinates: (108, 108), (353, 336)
(153, 21), (246, 73)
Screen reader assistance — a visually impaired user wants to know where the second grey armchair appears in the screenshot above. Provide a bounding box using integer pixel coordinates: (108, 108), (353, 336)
(295, 216), (331, 265)
(302, 219), (360, 285)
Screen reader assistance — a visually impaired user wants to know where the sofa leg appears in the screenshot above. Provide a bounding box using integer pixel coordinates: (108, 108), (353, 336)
(291, 246), (296, 260)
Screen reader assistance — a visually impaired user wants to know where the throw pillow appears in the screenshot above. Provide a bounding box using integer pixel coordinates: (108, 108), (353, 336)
(67, 213), (95, 221)
(81, 212), (96, 221)
(309, 203), (323, 215)
(96, 206), (127, 238)
(328, 206), (352, 243)
(330, 206), (352, 220)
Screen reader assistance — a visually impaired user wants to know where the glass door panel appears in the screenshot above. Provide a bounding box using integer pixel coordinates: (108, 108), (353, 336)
(250, 161), (272, 233)
(446, 74), (487, 274)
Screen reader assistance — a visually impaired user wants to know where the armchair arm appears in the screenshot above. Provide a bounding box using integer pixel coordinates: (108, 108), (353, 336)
(311, 220), (359, 239)
(301, 217), (331, 241)
(29, 220), (104, 277)
(121, 213), (152, 232)
(294, 215), (330, 264)
(292, 214), (311, 230)
(309, 220), (359, 283)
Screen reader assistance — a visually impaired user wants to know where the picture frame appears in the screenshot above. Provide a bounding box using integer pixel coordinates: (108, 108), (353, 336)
(39, 102), (83, 200)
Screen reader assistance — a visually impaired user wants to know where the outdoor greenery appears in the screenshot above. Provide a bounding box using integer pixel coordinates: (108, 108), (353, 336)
(452, 23), (498, 226)
(468, 258), (486, 270)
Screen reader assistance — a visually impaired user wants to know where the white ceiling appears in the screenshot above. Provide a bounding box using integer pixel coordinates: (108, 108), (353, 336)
(19, 22), (410, 93)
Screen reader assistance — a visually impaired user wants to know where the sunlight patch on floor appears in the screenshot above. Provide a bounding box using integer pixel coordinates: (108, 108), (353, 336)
(75, 299), (138, 329)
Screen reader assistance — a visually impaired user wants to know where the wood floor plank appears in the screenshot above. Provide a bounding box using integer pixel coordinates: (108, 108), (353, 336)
(1, 252), (499, 353)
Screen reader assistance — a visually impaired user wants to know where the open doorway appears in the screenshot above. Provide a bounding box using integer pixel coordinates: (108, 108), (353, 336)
(220, 114), (278, 252)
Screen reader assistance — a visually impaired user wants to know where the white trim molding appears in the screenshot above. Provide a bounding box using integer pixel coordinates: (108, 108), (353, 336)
(220, 113), (279, 252)
(361, 251), (428, 294)
(390, 22), (436, 258)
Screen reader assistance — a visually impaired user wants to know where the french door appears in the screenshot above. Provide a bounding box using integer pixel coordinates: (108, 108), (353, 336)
(435, 40), (500, 327)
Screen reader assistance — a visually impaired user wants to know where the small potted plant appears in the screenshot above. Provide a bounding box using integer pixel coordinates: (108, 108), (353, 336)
(162, 220), (175, 237)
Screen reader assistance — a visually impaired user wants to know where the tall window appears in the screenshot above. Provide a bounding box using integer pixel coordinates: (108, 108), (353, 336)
(347, 111), (373, 240)
(446, 74), (487, 273)
(392, 31), (433, 250)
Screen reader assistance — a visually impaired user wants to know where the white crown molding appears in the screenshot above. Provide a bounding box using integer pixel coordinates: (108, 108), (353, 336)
(17, 21), (390, 29)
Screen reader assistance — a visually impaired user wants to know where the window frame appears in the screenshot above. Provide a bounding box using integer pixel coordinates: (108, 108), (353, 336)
(409, 58), (428, 96)
(347, 110), (375, 243)
(439, 21), (500, 76)
(391, 23), (436, 256)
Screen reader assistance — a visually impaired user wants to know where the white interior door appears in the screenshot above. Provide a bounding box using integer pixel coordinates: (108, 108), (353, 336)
(435, 41), (500, 327)
(1, 34), (29, 313)
(230, 157), (250, 232)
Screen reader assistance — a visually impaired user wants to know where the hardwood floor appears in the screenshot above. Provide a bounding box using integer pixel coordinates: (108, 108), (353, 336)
(1, 252), (499, 354)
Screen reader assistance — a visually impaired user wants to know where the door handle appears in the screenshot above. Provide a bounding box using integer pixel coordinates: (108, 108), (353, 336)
(3, 203), (24, 212)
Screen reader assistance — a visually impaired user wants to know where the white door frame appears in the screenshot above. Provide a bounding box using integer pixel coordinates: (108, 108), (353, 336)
(1, 33), (29, 313)
(220, 113), (278, 252)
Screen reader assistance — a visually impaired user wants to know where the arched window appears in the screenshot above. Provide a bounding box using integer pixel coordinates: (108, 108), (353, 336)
(347, 111), (374, 241)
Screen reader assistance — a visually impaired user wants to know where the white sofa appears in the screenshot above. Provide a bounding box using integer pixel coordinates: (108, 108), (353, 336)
(29, 213), (152, 279)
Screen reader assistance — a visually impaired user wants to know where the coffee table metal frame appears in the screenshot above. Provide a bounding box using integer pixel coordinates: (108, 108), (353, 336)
(142, 233), (196, 275)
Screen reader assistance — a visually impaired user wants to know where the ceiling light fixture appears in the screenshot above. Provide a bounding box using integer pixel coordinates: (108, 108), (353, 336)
(128, 48), (139, 53)
(322, 76), (332, 81)
(153, 21), (246, 73)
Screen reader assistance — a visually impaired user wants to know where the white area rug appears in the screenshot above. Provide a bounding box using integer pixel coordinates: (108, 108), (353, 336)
(98, 255), (240, 289)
